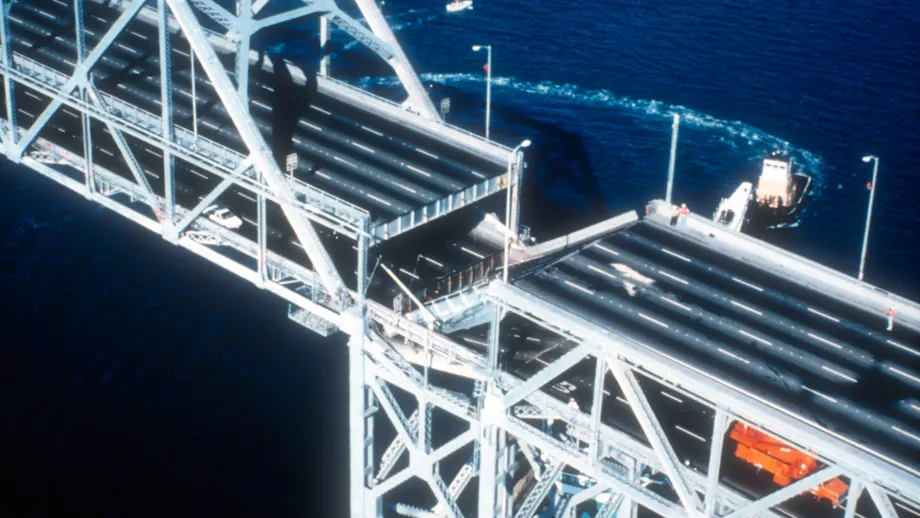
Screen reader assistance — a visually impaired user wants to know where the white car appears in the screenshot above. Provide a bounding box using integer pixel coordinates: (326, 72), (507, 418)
(204, 205), (243, 230)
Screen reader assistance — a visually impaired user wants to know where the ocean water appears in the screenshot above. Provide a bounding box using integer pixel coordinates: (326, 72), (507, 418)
(2, 0), (919, 515)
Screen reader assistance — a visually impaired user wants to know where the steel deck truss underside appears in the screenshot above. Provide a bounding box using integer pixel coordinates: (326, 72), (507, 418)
(2, 2), (920, 518)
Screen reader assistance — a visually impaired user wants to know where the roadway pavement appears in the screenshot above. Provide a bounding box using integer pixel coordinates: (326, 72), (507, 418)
(512, 220), (920, 469)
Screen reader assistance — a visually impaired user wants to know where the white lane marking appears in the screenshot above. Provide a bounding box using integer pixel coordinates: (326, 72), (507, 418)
(305, 122), (323, 132)
(52, 0), (67, 6)
(252, 100), (270, 110)
(291, 240), (303, 249)
(352, 141), (375, 153)
(422, 255), (444, 268)
(405, 164), (432, 177)
(731, 300), (763, 316)
(662, 248), (691, 262)
(315, 171), (331, 180)
(460, 246), (485, 259)
(718, 348), (751, 364)
(739, 329), (773, 346)
(821, 365), (858, 383)
(190, 169), (208, 180)
(661, 297), (692, 312)
(659, 270), (689, 285)
(144, 169), (160, 179)
(310, 105), (331, 115)
(675, 425), (707, 442)
(366, 193), (392, 207)
(261, 85), (274, 92)
(732, 277), (763, 292)
(534, 356), (550, 366)
(588, 264), (618, 281)
(175, 49), (190, 58)
(911, 404), (920, 413)
(890, 367), (920, 385)
(416, 148), (438, 159)
(116, 43), (138, 55)
(17, 108), (34, 118)
(471, 171), (486, 179)
(616, 396), (630, 405)
(24, 90), (42, 100)
(803, 386), (838, 404)
(100, 148), (115, 156)
(201, 119), (220, 130)
(525, 337), (541, 342)
(661, 391), (683, 404)
(639, 313), (669, 329)
(564, 280), (594, 296)
(64, 109), (79, 118)
(893, 426), (920, 443)
(398, 268), (419, 280)
(361, 125), (383, 136)
(887, 339), (920, 357)
(333, 155), (356, 168)
(130, 30), (149, 40)
(593, 243), (619, 256)
(241, 216), (257, 227)
(807, 333), (843, 350)
(292, 137), (302, 145)
(397, 184), (417, 194)
(237, 191), (256, 202)
(807, 307), (840, 323)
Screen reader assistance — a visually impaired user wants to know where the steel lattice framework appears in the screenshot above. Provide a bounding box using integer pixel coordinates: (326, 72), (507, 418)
(1, 1), (919, 517)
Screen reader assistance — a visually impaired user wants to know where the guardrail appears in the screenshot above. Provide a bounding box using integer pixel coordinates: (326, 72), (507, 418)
(371, 173), (507, 242)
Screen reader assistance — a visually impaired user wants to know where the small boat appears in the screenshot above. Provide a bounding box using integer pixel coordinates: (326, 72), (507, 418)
(446, 0), (473, 12)
(746, 151), (812, 229)
(713, 181), (752, 232)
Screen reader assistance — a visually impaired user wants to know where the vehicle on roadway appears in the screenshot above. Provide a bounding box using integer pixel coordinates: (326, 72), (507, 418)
(204, 205), (243, 230)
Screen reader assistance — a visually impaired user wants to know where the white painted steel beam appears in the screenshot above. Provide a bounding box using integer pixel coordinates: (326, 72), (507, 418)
(350, 0), (438, 120)
(722, 466), (844, 518)
(14, 0), (146, 159)
(843, 480), (864, 518)
(501, 344), (591, 408)
(704, 408), (730, 517)
(866, 483), (898, 518)
(612, 361), (703, 515)
(166, 0), (346, 299)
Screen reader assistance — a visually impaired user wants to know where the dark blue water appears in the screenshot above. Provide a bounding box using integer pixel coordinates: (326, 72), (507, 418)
(2, 0), (919, 515)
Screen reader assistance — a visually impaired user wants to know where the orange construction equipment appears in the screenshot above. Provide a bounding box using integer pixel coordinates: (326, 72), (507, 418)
(730, 423), (849, 506)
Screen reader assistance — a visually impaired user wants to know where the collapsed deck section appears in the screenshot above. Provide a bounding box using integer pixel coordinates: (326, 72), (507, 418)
(510, 206), (920, 468)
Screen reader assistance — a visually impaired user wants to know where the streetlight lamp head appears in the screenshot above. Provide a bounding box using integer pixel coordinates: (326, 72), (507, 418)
(472, 45), (482, 52)
(521, 139), (532, 148)
(862, 155), (874, 163)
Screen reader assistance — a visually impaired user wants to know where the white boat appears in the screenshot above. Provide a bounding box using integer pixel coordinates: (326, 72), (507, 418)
(713, 181), (752, 232)
(446, 0), (472, 12)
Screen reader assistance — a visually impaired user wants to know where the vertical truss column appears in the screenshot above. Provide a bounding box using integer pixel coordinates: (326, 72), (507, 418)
(0, 0), (18, 156)
(705, 409), (730, 517)
(479, 304), (508, 518)
(257, 171), (267, 284)
(74, 0), (95, 196)
(351, 217), (379, 517)
(843, 480), (864, 518)
(158, 0), (176, 239)
(234, 0), (252, 106)
(589, 355), (606, 462)
(319, 14), (329, 76)
(508, 149), (525, 241)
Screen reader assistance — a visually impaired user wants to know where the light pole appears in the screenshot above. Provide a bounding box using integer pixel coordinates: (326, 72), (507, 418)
(504, 139), (531, 283)
(472, 44), (492, 140)
(858, 155), (880, 281)
(665, 113), (680, 204)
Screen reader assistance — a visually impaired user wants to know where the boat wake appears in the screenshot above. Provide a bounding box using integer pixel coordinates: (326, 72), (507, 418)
(358, 72), (829, 209)
(342, 9), (442, 51)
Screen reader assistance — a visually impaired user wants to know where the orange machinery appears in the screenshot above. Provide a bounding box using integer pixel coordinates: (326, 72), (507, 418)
(730, 423), (849, 506)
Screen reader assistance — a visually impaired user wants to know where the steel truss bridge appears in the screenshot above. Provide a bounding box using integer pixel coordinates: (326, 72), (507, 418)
(1, 1), (919, 517)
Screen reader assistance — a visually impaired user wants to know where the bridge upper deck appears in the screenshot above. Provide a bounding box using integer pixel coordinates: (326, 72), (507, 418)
(4, 0), (512, 242)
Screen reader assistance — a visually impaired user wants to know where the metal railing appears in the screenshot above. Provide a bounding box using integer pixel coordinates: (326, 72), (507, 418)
(371, 173), (507, 242)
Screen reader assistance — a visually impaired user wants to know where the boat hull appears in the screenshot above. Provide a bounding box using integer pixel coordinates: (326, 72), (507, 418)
(747, 173), (812, 228)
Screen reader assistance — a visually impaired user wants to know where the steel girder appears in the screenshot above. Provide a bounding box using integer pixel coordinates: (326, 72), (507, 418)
(485, 280), (920, 516)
